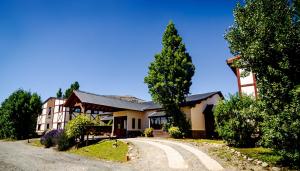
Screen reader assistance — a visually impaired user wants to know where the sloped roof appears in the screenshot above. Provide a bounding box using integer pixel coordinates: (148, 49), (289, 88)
(69, 90), (222, 112)
(73, 90), (148, 111)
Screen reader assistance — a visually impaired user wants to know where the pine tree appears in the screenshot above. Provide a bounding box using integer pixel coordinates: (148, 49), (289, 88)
(56, 88), (63, 98)
(64, 81), (80, 98)
(144, 21), (195, 134)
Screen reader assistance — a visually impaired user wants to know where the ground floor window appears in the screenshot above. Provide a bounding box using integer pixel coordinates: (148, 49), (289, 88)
(38, 124), (41, 130)
(150, 116), (168, 130)
(132, 118), (136, 129)
(47, 124), (50, 129)
(138, 119), (141, 129)
(57, 123), (62, 129)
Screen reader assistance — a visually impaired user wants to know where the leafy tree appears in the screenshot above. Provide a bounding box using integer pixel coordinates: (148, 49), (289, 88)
(225, 0), (300, 165)
(214, 94), (262, 147)
(56, 88), (63, 98)
(65, 115), (93, 142)
(144, 21), (195, 133)
(64, 81), (80, 98)
(0, 89), (42, 139)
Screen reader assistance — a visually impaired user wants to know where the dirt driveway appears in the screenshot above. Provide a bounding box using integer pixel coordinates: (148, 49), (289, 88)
(0, 140), (133, 171)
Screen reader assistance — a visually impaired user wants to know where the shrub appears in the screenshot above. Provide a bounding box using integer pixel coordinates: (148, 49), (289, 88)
(57, 131), (73, 151)
(65, 115), (94, 142)
(214, 94), (262, 147)
(40, 129), (63, 147)
(168, 126), (182, 139)
(44, 137), (53, 148)
(144, 128), (154, 137)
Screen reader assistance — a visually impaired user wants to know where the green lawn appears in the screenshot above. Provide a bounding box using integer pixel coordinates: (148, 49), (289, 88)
(68, 140), (128, 162)
(234, 147), (282, 165)
(28, 139), (43, 147)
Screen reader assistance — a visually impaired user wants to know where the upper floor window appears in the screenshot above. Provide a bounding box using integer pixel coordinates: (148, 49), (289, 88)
(48, 107), (52, 115)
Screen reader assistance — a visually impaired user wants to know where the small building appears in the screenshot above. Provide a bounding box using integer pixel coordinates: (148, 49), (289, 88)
(36, 97), (70, 135)
(227, 56), (258, 98)
(64, 90), (223, 138)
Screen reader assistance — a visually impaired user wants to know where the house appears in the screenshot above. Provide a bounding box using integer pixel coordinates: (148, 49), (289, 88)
(36, 97), (70, 135)
(227, 56), (258, 98)
(64, 90), (223, 138)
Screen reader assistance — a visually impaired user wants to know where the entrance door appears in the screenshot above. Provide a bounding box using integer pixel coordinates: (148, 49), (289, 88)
(114, 116), (127, 137)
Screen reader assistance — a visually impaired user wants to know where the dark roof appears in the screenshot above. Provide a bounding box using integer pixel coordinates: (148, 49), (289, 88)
(73, 90), (148, 111)
(71, 90), (223, 112)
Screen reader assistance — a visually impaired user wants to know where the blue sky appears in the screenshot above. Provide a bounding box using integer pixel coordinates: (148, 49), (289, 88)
(0, 0), (239, 102)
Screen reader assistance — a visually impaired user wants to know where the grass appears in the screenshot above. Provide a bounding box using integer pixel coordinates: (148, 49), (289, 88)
(68, 140), (128, 162)
(172, 138), (224, 144)
(234, 147), (282, 165)
(29, 139), (43, 147)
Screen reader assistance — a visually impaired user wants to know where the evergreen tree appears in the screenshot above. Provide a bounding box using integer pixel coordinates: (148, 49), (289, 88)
(56, 88), (63, 98)
(225, 0), (300, 165)
(144, 21), (195, 134)
(64, 81), (80, 98)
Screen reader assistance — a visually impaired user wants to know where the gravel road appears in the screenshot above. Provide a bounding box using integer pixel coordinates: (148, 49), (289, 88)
(0, 140), (134, 171)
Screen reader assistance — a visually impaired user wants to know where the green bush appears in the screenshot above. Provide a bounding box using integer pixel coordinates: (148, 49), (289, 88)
(214, 94), (262, 147)
(65, 115), (94, 141)
(57, 132), (73, 151)
(168, 126), (182, 139)
(44, 137), (53, 148)
(144, 128), (154, 137)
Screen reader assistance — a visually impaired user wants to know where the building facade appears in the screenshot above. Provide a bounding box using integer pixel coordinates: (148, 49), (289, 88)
(36, 97), (70, 135)
(227, 56), (258, 98)
(64, 90), (223, 138)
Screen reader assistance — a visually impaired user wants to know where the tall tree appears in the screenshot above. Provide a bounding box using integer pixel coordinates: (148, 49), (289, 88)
(144, 21), (195, 133)
(56, 88), (63, 98)
(225, 0), (300, 165)
(0, 89), (42, 139)
(63, 81), (80, 98)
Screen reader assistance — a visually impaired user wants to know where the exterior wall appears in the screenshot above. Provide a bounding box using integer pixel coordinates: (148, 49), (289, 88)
(113, 110), (144, 131)
(36, 98), (70, 135)
(237, 68), (258, 98)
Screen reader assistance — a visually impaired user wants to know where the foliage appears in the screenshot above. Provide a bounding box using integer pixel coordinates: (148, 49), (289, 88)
(144, 21), (195, 133)
(225, 0), (300, 165)
(144, 128), (154, 137)
(56, 88), (63, 98)
(162, 122), (172, 132)
(168, 126), (182, 139)
(68, 140), (128, 162)
(65, 115), (93, 141)
(63, 81), (80, 98)
(0, 89), (42, 140)
(214, 94), (262, 147)
(57, 131), (73, 151)
(40, 129), (63, 148)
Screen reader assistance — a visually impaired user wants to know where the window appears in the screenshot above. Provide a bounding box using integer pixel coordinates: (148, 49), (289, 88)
(132, 118), (135, 129)
(138, 119), (141, 129)
(48, 107), (52, 115)
(38, 124), (41, 130)
(58, 105), (63, 112)
(46, 124), (49, 129)
(57, 123), (62, 129)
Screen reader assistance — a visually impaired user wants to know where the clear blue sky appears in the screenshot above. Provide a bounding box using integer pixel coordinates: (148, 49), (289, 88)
(0, 0), (239, 103)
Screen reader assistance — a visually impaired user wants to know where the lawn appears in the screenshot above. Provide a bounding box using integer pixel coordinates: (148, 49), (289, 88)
(68, 140), (128, 162)
(234, 147), (282, 165)
(28, 139), (43, 147)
